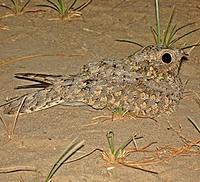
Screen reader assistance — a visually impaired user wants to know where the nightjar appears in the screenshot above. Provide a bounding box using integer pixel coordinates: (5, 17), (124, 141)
(2, 45), (188, 117)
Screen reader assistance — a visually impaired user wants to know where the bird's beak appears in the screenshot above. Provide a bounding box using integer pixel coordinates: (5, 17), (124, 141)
(181, 53), (189, 62)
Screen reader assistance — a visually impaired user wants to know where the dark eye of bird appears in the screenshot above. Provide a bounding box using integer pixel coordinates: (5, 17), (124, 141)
(162, 53), (172, 64)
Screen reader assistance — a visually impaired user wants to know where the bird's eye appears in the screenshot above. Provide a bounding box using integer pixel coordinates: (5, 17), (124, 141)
(162, 53), (172, 64)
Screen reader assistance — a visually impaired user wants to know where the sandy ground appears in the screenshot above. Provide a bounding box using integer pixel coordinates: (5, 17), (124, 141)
(0, 0), (200, 181)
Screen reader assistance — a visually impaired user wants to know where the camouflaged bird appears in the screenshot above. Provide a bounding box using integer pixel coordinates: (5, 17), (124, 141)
(2, 45), (188, 117)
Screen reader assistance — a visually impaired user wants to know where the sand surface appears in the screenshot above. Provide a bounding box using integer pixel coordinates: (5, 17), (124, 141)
(0, 0), (200, 181)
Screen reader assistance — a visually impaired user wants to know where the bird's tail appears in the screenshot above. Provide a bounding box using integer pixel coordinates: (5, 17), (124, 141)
(15, 73), (64, 84)
(2, 86), (65, 115)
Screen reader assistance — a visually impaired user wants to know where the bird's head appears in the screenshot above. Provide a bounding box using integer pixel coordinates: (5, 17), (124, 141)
(128, 45), (188, 80)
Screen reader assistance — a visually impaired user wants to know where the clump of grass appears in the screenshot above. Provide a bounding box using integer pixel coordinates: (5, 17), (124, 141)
(102, 130), (200, 174)
(0, 0), (31, 15)
(38, 0), (92, 20)
(151, 0), (200, 49)
(116, 0), (200, 50)
(45, 138), (84, 182)
(102, 130), (133, 163)
(102, 130), (158, 174)
(111, 106), (129, 120)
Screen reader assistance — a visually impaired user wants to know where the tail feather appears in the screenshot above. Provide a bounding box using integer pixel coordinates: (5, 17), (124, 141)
(15, 83), (51, 89)
(14, 72), (74, 90)
(15, 73), (65, 84)
(2, 86), (65, 115)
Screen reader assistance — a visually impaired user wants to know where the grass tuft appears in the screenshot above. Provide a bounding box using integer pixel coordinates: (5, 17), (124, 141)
(102, 131), (159, 174)
(152, 0), (200, 48)
(112, 106), (129, 119)
(38, 0), (92, 20)
(102, 130), (200, 174)
(0, 0), (31, 15)
(103, 130), (133, 163)
(117, 0), (200, 49)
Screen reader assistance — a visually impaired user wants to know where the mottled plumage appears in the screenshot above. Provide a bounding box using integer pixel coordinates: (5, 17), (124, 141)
(2, 45), (188, 117)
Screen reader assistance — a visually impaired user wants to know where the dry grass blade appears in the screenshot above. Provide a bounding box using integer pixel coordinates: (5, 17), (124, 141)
(0, 166), (36, 173)
(166, 120), (200, 156)
(11, 96), (27, 136)
(0, 4), (14, 13)
(187, 117), (200, 134)
(21, 0), (31, 12)
(169, 27), (200, 47)
(0, 96), (26, 139)
(122, 162), (158, 174)
(73, 0), (93, 11)
(162, 139), (200, 161)
(167, 121), (191, 144)
(182, 43), (200, 50)
(115, 39), (144, 48)
(0, 114), (10, 137)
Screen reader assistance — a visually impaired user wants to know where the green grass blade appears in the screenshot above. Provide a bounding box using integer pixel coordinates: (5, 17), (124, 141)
(106, 131), (115, 155)
(115, 137), (133, 157)
(68, 0), (78, 10)
(45, 139), (85, 182)
(163, 7), (175, 47)
(150, 26), (158, 45)
(166, 24), (177, 46)
(168, 22), (195, 45)
(155, 0), (161, 47)
(58, 0), (65, 14)
(169, 27), (200, 47)
(21, 0), (31, 12)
